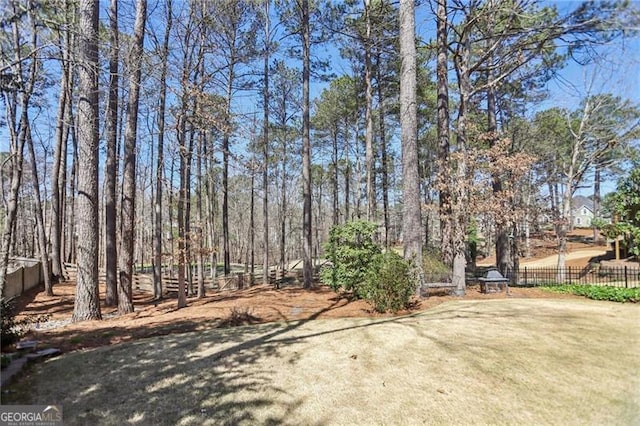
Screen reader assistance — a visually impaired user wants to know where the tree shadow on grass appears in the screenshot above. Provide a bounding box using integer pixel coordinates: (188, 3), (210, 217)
(5, 298), (611, 424)
(2, 297), (358, 424)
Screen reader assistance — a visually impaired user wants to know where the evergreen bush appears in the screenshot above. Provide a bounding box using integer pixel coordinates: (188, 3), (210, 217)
(320, 220), (381, 298)
(1, 298), (26, 348)
(364, 251), (414, 313)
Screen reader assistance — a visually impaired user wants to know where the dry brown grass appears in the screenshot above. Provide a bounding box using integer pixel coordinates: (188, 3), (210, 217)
(3, 298), (639, 425)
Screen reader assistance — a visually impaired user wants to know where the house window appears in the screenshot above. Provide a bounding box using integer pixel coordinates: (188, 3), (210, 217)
(582, 208), (588, 215)
(576, 217), (581, 225)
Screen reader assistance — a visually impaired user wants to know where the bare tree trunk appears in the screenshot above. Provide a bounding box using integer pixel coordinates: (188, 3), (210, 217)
(399, 0), (424, 293)
(301, 0), (313, 289)
(262, 0), (270, 285)
(332, 131), (339, 227)
(0, 99), (23, 298)
(185, 127), (194, 295)
(436, 0), (453, 267)
(104, 0), (119, 306)
(451, 31), (471, 296)
(57, 86), (71, 276)
(65, 121), (78, 264)
(364, 0), (375, 222)
(344, 128), (351, 221)
(280, 128), (287, 278)
(25, 120), (53, 295)
(196, 132), (205, 298)
(177, 117), (188, 309)
(0, 2), (37, 296)
(222, 71), (234, 276)
(72, 0), (102, 321)
(593, 165), (601, 243)
(154, 0), (172, 299)
(250, 165), (256, 285)
(204, 140), (218, 285)
(118, 0), (147, 315)
(376, 53), (390, 248)
(51, 15), (73, 282)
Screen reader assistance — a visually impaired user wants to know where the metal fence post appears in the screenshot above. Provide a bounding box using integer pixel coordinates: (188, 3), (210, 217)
(625, 266), (628, 288)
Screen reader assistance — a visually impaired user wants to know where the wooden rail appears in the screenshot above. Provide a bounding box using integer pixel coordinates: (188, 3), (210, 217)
(63, 263), (277, 294)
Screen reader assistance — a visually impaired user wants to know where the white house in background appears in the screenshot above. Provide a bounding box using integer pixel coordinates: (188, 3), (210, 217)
(571, 195), (595, 228)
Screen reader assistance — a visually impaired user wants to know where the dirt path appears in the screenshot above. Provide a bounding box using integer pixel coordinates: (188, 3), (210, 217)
(478, 246), (609, 268)
(519, 248), (608, 267)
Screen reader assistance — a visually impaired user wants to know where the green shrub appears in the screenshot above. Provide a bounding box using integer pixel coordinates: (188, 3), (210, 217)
(1, 298), (28, 348)
(364, 252), (414, 313)
(320, 220), (381, 298)
(541, 285), (640, 303)
(1, 298), (50, 349)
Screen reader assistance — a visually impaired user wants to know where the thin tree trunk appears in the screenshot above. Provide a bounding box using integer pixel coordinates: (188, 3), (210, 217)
(593, 165), (601, 243)
(399, 0), (424, 293)
(301, 0), (313, 289)
(222, 68), (234, 276)
(50, 19), (72, 282)
(262, 0), (270, 285)
(196, 132), (205, 298)
(376, 53), (390, 248)
(280, 126), (287, 279)
(332, 131), (339, 227)
(376, 56), (391, 248)
(25, 120), (53, 295)
(177, 116), (188, 309)
(118, 0), (147, 315)
(104, 0), (119, 306)
(185, 126), (194, 295)
(72, 0), (102, 321)
(154, 0), (172, 299)
(364, 0), (375, 222)
(344, 128), (351, 221)
(250, 165), (255, 285)
(66, 119), (78, 264)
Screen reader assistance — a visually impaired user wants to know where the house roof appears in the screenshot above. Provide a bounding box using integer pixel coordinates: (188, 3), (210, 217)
(572, 195), (594, 212)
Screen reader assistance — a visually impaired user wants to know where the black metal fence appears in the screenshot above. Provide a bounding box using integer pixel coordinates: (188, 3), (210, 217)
(516, 266), (640, 288)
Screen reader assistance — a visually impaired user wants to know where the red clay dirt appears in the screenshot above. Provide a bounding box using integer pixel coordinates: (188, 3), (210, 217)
(11, 280), (579, 354)
(11, 229), (600, 355)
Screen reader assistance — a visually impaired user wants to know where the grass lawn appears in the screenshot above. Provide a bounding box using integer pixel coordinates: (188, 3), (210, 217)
(3, 298), (639, 425)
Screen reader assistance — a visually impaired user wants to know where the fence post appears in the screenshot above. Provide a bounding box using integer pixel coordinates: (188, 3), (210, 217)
(625, 266), (628, 289)
(524, 267), (528, 286)
(568, 266), (572, 284)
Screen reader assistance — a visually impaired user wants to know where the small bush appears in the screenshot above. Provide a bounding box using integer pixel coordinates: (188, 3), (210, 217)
(1, 298), (51, 349)
(364, 252), (415, 313)
(320, 220), (381, 298)
(541, 285), (640, 303)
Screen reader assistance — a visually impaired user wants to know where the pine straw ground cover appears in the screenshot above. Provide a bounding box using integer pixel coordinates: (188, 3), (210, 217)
(3, 298), (639, 425)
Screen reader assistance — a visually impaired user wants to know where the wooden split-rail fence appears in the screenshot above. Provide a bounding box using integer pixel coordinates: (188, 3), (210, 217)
(63, 263), (295, 294)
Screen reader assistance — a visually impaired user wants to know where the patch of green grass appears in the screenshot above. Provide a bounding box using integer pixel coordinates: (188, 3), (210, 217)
(542, 284), (640, 303)
(68, 336), (84, 344)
